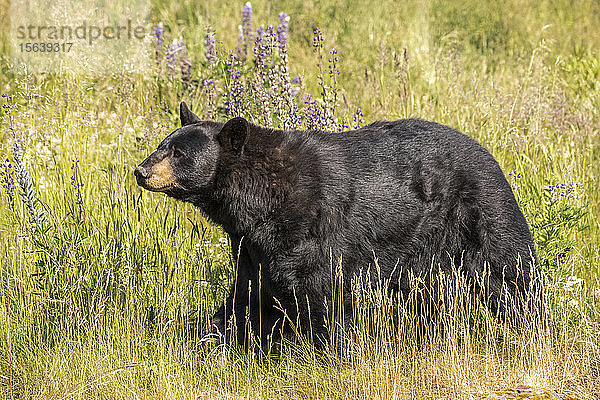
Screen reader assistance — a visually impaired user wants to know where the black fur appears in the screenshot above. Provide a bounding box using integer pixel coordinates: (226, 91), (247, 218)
(136, 102), (543, 348)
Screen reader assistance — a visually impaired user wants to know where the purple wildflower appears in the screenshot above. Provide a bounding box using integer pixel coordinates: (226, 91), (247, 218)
(2, 95), (47, 226)
(2, 94), (14, 116)
(509, 170), (523, 186)
(242, 2), (253, 38)
(553, 252), (567, 264)
(328, 48), (340, 111)
(255, 25), (265, 38)
(253, 26), (266, 66)
(179, 40), (192, 83)
(70, 156), (84, 207)
(509, 170), (523, 179)
(304, 94), (327, 130)
(328, 48), (340, 77)
(201, 78), (217, 120)
(352, 108), (364, 129)
(313, 27), (324, 51)
(152, 23), (164, 65)
(205, 31), (217, 63)
(253, 25), (275, 70)
(153, 23), (163, 46)
(237, 2), (253, 59)
(287, 103), (301, 129)
(548, 181), (582, 199)
(166, 40), (180, 78)
(0, 158), (16, 211)
(225, 54), (246, 117)
(277, 12), (289, 52)
(338, 117), (349, 132)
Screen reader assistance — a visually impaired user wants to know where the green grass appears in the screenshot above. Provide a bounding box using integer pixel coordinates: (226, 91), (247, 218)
(1, 0), (600, 398)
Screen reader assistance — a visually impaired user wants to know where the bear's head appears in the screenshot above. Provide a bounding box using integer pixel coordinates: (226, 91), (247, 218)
(135, 102), (248, 199)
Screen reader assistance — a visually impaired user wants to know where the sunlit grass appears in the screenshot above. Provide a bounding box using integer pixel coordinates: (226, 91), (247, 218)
(0, 0), (599, 398)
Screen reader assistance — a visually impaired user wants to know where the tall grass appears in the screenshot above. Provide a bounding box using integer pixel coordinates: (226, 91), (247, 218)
(0, 0), (599, 398)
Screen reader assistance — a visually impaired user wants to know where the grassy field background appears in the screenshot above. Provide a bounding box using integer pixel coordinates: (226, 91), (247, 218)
(0, 0), (599, 398)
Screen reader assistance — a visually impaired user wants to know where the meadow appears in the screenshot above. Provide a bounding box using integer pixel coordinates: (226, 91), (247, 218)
(0, 0), (599, 398)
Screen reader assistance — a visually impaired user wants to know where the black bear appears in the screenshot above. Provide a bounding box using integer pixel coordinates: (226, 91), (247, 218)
(135, 102), (543, 348)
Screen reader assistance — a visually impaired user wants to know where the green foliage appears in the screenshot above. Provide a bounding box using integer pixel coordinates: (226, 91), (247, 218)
(430, 0), (515, 55)
(561, 52), (600, 93)
(0, 0), (599, 397)
(530, 182), (587, 278)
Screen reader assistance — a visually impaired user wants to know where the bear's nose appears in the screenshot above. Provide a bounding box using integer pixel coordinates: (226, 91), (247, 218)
(134, 165), (151, 180)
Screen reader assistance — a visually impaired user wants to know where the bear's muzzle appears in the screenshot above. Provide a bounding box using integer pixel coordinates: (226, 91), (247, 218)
(135, 155), (180, 192)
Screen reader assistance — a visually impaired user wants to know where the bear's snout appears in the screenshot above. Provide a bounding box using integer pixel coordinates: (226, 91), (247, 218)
(135, 154), (180, 192)
(134, 164), (152, 189)
(134, 165), (150, 180)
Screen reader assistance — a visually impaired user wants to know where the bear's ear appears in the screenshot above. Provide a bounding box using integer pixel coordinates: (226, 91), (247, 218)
(218, 117), (248, 154)
(180, 101), (202, 126)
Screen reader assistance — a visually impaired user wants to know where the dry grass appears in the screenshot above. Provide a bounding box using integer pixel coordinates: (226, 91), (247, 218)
(1, 0), (599, 398)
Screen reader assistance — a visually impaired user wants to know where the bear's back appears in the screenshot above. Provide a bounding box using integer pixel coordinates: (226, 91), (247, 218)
(299, 118), (504, 193)
(286, 119), (534, 272)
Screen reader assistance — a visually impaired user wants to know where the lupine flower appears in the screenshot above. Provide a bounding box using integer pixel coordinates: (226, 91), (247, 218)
(152, 23), (164, 65)
(253, 25), (275, 70)
(153, 23), (164, 46)
(166, 40), (180, 79)
(255, 25), (265, 39)
(0, 158), (16, 211)
(2, 94), (15, 116)
(70, 156), (84, 207)
(237, 2), (253, 60)
(205, 31), (217, 63)
(277, 12), (289, 53)
(328, 48), (340, 113)
(225, 54), (246, 117)
(553, 252), (567, 264)
(253, 26), (266, 67)
(548, 182), (583, 199)
(251, 25), (277, 127)
(179, 40), (192, 83)
(328, 48), (340, 76)
(272, 14), (295, 129)
(508, 170), (523, 191)
(291, 75), (301, 85)
(509, 170), (523, 179)
(313, 27), (324, 51)
(202, 79), (217, 120)
(265, 25), (276, 51)
(304, 94), (327, 130)
(352, 108), (364, 129)
(310, 27), (337, 130)
(286, 103), (301, 129)
(2, 94), (47, 227)
(242, 2), (253, 43)
(338, 117), (349, 132)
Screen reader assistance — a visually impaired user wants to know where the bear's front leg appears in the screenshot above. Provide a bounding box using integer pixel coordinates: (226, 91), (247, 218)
(208, 237), (287, 349)
(206, 235), (253, 345)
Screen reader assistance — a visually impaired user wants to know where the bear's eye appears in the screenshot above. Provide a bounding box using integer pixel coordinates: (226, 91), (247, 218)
(172, 147), (185, 159)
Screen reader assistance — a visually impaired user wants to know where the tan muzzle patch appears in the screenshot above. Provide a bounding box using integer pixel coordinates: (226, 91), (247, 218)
(145, 157), (180, 191)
